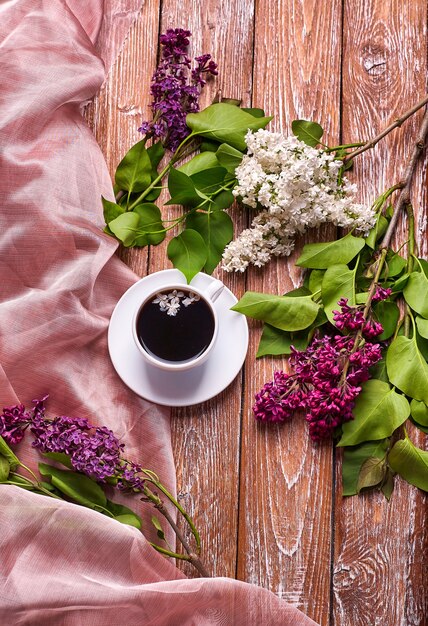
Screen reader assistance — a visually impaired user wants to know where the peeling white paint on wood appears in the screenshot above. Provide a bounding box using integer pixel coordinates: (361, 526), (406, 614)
(86, 1), (428, 624)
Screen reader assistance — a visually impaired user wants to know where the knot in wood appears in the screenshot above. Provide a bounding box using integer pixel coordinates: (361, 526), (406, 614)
(361, 44), (387, 77)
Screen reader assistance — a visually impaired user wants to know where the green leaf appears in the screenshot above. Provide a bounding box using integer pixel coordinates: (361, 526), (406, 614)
(417, 258), (428, 277)
(186, 103), (272, 151)
(144, 187), (162, 202)
(151, 515), (166, 540)
(373, 300), (400, 340)
(381, 250), (406, 279)
(403, 271), (428, 318)
(38, 463), (107, 509)
(1, 474), (35, 490)
(178, 152), (220, 176)
(0, 436), (19, 471)
(241, 107), (266, 118)
(167, 168), (202, 206)
(167, 229), (207, 282)
(357, 456), (387, 493)
(115, 139), (152, 192)
(355, 292), (369, 304)
(416, 331), (428, 361)
(115, 514), (142, 528)
(365, 214), (388, 249)
(0, 455), (10, 481)
(321, 264), (356, 323)
(211, 190), (235, 211)
(369, 356), (389, 383)
(105, 500), (142, 529)
(410, 399), (428, 427)
(342, 439), (389, 496)
(256, 325), (312, 357)
(416, 316), (428, 339)
(200, 139), (220, 152)
(338, 379), (410, 446)
(146, 141), (165, 170)
(296, 232), (365, 269)
(231, 292), (320, 331)
(388, 438), (428, 491)
(386, 335), (428, 403)
(43, 452), (73, 469)
(191, 167), (227, 193)
(391, 273), (410, 293)
(40, 481), (58, 492)
(284, 286), (312, 298)
(381, 469), (395, 501)
(291, 120), (323, 147)
(108, 212), (140, 247)
(215, 143), (244, 173)
(133, 204), (165, 246)
(186, 210), (233, 274)
(308, 269), (325, 294)
(101, 196), (125, 223)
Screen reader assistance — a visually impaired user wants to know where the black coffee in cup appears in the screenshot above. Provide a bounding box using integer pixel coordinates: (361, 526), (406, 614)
(136, 288), (215, 363)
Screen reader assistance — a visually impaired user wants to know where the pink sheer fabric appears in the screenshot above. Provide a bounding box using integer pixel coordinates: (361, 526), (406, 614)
(0, 1), (318, 624)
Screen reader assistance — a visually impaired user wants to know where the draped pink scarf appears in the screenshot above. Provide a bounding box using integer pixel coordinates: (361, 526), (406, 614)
(0, 1), (317, 623)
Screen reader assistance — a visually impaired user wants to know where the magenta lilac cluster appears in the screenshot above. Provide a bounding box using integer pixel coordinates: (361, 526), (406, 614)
(253, 292), (390, 441)
(333, 297), (384, 338)
(0, 397), (144, 490)
(138, 28), (217, 151)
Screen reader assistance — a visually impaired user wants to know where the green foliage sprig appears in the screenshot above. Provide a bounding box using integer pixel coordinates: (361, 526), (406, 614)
(0, 418), (209, 576)
(232, 98), (428, 499)
(103, 102), (272, 281)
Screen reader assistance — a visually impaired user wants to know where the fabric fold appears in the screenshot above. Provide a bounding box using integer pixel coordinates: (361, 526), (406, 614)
(0, 1), (318, 624)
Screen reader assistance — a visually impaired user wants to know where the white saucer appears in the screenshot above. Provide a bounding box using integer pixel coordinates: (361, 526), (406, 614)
(108, 269), (249, 406)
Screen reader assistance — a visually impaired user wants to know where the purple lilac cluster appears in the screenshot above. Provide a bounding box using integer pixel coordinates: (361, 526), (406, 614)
(253, 290), (390, 441)
(0, 397), (144, 490)
(138, 28), (217, 151)
(0, 395), (47, 445)
(333, 297), (383, 338)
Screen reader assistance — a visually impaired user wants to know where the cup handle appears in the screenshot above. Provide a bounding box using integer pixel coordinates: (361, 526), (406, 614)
(203, 278), (224, 303)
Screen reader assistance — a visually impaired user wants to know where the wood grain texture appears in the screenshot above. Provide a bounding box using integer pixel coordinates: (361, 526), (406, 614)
(85, 0), (161, 276)
(85, 3), (428, 624)
(152, 0), (255, 578)
(237, 2), (342, 624)
(336, 2), (428, 624)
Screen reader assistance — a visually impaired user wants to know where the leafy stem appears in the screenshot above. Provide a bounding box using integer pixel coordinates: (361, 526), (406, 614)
(127, 135), (199, 211)
(142, 470), (201, 550)
(403, 204), (416, 336)
(344, 93), (428, 162)
(326, 141), (366, 152)
(10, 466), (64, 500)
(380, 107), (428, 252)
(151, 499), (210, 577)
(340, 106), (428, 383)
(141, 472), (209, 577)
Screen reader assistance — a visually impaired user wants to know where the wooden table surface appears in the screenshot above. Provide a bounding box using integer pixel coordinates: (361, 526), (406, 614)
(85, 2), (428, 624)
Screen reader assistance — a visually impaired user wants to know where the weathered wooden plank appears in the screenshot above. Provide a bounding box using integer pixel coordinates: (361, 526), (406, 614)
(85, 0), (161, 275)
(336, 2), (428, 624)
(237, 2), (343, 624)
(85, 2), (428, 621)
(149, 0), (255, 578)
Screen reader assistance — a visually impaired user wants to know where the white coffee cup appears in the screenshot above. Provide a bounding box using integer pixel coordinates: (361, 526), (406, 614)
(132, 279), (224, 371)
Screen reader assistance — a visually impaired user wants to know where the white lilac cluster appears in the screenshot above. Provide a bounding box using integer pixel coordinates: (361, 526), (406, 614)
(152, 290), (200, 316)
(221, 129), (375, 272)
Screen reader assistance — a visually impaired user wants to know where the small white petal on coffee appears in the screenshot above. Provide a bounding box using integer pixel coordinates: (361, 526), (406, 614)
(166, 302), (180, 316)
(153, 289), (200, 313)
(153, 293), (168, 304)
